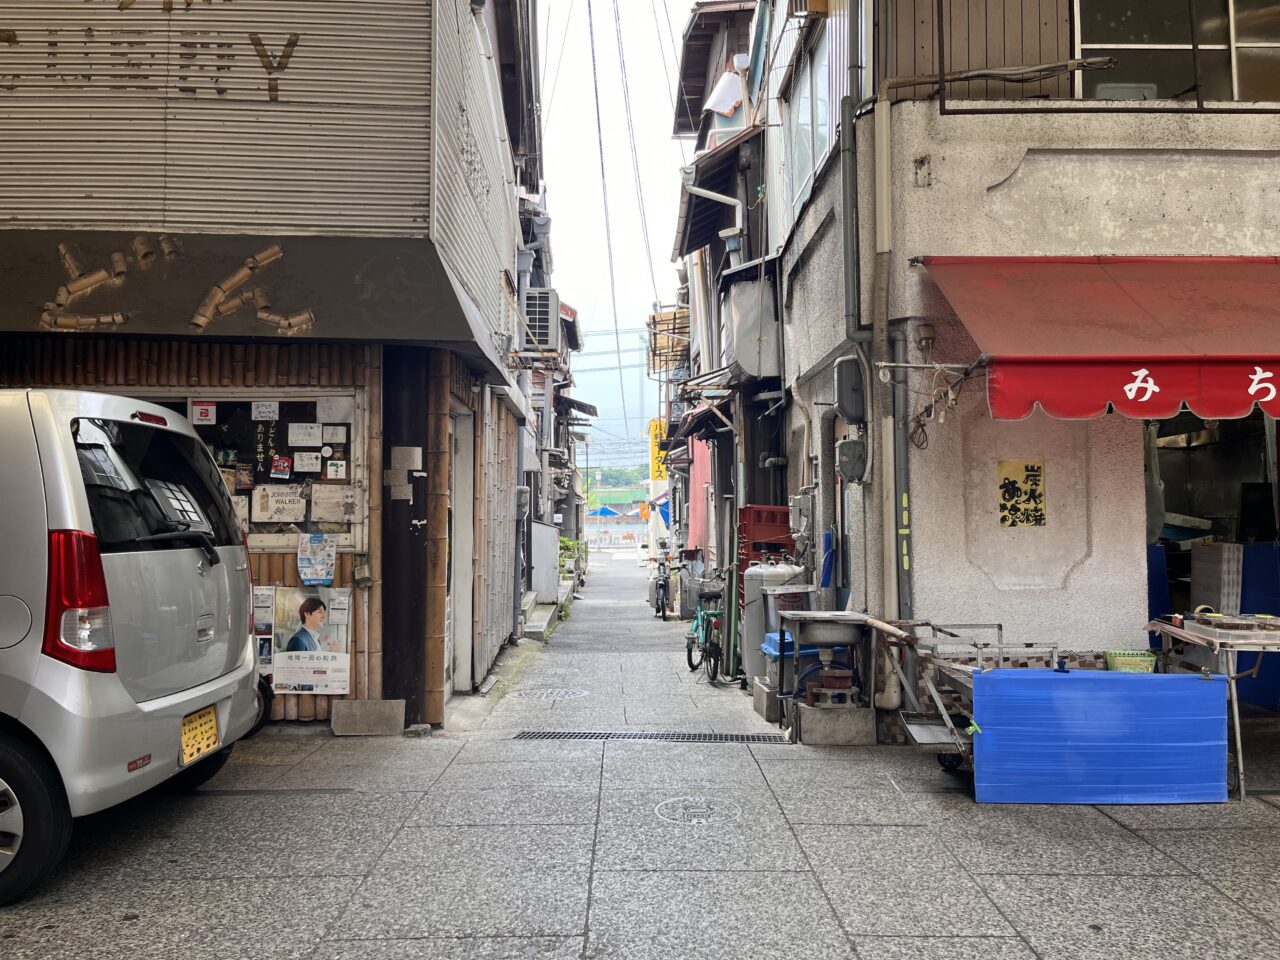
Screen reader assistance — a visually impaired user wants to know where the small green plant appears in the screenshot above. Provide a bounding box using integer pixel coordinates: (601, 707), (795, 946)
(559, 537), (586, 563)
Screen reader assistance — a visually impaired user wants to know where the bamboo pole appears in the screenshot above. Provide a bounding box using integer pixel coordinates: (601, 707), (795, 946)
(424, 349), (450, 724)
(367, 346), (385, 702)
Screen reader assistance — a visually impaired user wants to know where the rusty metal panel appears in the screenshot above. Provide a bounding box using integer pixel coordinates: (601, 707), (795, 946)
(431, 0), (518, 354)
(0, 0), (431, 236)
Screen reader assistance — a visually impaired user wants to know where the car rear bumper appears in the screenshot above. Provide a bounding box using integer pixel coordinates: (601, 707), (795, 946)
(21, 636), (258, 816)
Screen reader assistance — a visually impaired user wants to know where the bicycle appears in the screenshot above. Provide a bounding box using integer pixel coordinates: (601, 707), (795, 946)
(649, 552), (674, 621)
(686, 570), (728, 682)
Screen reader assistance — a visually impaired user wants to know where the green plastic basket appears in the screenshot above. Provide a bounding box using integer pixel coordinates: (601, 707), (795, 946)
(1105, 650), (1156, 673)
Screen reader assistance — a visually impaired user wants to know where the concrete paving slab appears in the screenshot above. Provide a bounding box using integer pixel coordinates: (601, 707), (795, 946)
(977, 874), (1278, 959)
(602, 742), (768, 790)
(757, 758), (895, 792)
(433, 759), (602, 791)
(931, 800), (1187, 876)
(585, 871), (852, 960)
(853, 937), (1037, 959)
(314, 938), (586, 960)
(452, 738), (605, 764)
(1106, 799), (1280, 831)
(378, 824), (595, 872)
(408, 784), (600, 826)
(340, 867), (590, 939)
(595, 788), (807, 872)
(0, 877), (358, 960)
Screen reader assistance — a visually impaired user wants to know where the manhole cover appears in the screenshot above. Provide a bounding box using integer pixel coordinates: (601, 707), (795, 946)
(512, 688), (588, 700)
(655, 796), (742, 825)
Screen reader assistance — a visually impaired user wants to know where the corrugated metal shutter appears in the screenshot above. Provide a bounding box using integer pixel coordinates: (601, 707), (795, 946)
(0, 0), (430, 236)
(431, 0), (518, 350)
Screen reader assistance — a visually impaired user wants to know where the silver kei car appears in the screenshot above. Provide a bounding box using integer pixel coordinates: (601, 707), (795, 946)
(0, 389), (257, 904)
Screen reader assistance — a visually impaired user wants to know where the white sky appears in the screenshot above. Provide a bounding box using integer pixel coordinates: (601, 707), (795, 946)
(539, 0), (694, 470)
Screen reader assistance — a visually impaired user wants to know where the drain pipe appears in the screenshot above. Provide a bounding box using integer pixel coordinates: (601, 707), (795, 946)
(817, 404), (839, 610)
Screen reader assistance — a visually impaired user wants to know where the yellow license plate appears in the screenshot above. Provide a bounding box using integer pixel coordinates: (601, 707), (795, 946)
(180, 706), (220, 766)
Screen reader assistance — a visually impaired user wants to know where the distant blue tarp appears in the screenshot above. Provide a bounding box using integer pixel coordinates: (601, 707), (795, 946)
(973, 669), (1227, 805)
(588, 505), (621, 517)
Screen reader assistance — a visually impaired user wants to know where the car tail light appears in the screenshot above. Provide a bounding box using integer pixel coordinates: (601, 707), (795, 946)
(44, 530), (116, 673)
(131, 410), (167, 426)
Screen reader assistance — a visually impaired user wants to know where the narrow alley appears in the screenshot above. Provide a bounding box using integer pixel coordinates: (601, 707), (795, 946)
(2, 551), (1280, 959)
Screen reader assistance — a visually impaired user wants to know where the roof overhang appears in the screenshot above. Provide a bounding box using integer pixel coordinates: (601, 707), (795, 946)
(554, 392), (598, 418)
(673, 1), (756, 136)
(672, 125), (761, 261)
(923, 256), (1280, 421)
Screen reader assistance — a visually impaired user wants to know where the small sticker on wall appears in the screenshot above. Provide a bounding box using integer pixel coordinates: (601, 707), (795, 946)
(998, 460), (1046, 528)
(271, 455), (293, 479)
(325, 460), (348, 481)
(191, 401), (216, 425)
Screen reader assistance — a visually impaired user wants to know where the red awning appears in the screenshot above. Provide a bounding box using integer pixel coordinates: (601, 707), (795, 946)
(922, 256), (1280, 421)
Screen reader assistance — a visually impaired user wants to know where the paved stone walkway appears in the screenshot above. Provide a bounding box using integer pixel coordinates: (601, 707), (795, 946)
(5, 549), (1280, 958)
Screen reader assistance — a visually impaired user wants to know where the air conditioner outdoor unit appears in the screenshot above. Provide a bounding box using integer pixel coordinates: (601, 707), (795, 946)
(788, 0), (828, 17)
(525, 288), (561, 353)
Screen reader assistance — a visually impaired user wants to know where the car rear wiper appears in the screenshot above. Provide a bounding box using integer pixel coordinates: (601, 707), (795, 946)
(133, 530), (222, 567)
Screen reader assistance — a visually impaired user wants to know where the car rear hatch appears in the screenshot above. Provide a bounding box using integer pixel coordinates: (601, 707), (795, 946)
(58, 401), (249, 702)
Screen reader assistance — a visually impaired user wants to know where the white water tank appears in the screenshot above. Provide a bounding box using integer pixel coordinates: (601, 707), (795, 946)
(742, 561), (806, 680)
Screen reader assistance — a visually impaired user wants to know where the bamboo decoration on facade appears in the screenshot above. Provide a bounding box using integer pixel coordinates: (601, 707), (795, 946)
(424, 349), (451, 725)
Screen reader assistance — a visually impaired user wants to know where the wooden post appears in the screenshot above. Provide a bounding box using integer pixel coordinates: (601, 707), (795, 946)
(424, 349), (451, 725)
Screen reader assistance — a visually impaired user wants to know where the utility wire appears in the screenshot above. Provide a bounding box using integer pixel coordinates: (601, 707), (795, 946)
(611, 0), (660, 304)
(542, 0), (577, 134)
(586, 0), (629, 434)
(648, 0), (687, 163)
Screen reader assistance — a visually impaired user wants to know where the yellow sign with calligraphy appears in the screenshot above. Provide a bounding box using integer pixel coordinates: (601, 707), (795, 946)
(998, 460), (1046, 528)
(649, 419), (668, 481)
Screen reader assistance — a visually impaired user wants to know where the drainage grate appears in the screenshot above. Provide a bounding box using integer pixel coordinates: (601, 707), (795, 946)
(512, 730), (788, 743)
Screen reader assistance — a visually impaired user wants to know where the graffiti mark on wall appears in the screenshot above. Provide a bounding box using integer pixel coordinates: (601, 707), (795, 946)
(38, 235), (315, 335)
(2, 3), (304, 102)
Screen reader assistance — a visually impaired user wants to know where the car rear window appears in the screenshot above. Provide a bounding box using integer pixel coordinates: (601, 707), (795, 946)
(71, 417), (239, 554)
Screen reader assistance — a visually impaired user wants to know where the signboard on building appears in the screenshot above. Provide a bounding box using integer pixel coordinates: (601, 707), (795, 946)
(998, 460), (1046, 528)
(649, 418), (668, 481)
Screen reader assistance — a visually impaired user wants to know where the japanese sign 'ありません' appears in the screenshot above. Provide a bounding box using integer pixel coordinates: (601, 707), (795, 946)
(998, 460), (1046, 528)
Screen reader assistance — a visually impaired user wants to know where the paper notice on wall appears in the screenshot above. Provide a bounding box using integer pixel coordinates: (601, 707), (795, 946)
(294, 451), (322, 473)
(253, 586), (276, 675)
(297, 532), (337, 585)
(272, 586), (351, 695)
(288, 422), (323, 447)
(191, 401), (216, 425)
(316, 396), (355, 423)
(328, 593), (351, 626)
(310, 484), (361, 523)
(219, 467), (237, 496)
(322, 425), (347, 444)
(251, 485), (307, 523)
(252, 400), (279, 421)
(233, 495), (250, 534)
(325, 460), (349, 481)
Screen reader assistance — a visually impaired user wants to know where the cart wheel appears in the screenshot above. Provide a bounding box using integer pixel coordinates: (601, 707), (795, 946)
(937, 753), (964, 771)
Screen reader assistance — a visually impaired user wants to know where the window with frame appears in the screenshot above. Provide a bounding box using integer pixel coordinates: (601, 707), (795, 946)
(785, 25), (832, 215)
(1078, 0), (1280, 101)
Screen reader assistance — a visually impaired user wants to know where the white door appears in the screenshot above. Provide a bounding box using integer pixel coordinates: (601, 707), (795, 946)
(450, 406), (476, 693)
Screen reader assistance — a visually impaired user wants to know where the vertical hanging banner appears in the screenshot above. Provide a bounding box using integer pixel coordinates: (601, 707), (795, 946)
(649, 418), (668, 481)
(997, 460), (1047, 528)
(272, 586), (351, 694)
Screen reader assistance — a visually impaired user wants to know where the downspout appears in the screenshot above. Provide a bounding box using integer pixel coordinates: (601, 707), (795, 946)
(818, 404), (839, 610)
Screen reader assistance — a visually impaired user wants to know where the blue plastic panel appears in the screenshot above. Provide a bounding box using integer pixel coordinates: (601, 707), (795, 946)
(760, 631), (848, 661)
(972, 669), (1226, 804)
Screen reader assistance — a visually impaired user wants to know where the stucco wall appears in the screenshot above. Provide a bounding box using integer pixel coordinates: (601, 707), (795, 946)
(879, 101), (1280, 320)
(908, 320), (1148, 649)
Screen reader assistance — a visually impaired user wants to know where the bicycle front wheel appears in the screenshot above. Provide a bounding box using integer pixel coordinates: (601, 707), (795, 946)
(686, 627), (704, 671)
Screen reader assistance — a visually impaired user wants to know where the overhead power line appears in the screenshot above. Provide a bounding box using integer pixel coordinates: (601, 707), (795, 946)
(611, 0), (660, 304)
(585, 0), (629, 434)
(542, 0), (577, 134)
